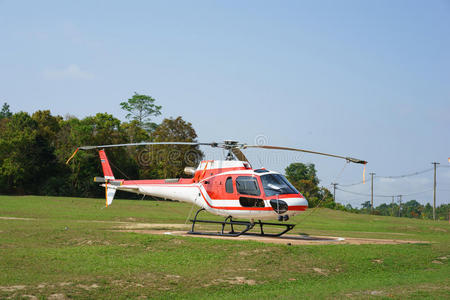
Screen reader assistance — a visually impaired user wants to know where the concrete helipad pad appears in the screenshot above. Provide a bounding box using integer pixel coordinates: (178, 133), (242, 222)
(118, 229), (428, 245)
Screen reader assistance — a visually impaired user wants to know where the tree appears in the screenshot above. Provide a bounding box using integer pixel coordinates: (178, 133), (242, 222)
(120, 93), (162, 132)
(56, 113), (139, 197)
(0, 112), (57, 194)
(142, 117), (203, 178)
(423, 203), (433, 219)
(0, 102), (12, 119)
(285, 163), (319, 186)
(121, 120), (150, 144)
(32, 110), (62, 146)
(285, 162), (332, 208)
(402, 200), (422, 218)
(361, 201), (371, 210)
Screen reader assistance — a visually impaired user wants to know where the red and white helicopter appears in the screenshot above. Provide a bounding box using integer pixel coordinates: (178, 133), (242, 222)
(68, 140), (366, 237)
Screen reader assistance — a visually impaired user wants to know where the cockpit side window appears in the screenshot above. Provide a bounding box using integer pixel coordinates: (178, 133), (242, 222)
(225, 177), (233, 193)
(236, 176), (261, 196)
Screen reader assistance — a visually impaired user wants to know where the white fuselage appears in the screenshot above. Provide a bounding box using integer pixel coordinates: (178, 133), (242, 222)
(114, 164), (308, 220)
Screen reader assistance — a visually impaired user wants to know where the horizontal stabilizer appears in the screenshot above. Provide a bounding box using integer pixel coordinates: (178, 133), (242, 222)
(95, 177), (122, 186)
(94, 177), (106, 183)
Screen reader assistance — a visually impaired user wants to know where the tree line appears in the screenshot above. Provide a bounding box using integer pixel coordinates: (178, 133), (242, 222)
(333, 199), (449, 220)
(0, 94), (201, 198)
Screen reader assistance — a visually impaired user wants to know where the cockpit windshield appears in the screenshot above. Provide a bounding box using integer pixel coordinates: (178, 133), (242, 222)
(260, 174), (299, 196)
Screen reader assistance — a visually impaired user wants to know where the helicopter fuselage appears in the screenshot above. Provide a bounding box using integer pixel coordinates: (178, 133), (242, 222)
(105, 158), (308, 220)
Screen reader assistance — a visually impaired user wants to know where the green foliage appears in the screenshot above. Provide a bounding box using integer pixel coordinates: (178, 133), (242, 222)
(360, 200), (371, 211)
(54, 113), (140, 198)
(0, 107), (203, 197)
(0, 102), (12, 119)
(285, 162), (334, 208)
(335, 200), (449, 220)
(285, 162), (319, 185)
(120, 92), (162, 132)
(0, 112), (59, 194)
(142, 116), (203, 178)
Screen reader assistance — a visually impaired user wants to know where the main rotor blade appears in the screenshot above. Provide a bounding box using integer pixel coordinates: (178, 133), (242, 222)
(231, 147), (249, 162)
(244, 145), (367, 164)
(78, 141), (216, 150)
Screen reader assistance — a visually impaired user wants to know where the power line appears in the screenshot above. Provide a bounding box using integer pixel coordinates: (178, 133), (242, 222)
(339, 179), (366, 187)
(336, 187), (393, 198)
(376, 168), (434, 179)
(339, 167), (438, 187)
(336, 187), (435, 198)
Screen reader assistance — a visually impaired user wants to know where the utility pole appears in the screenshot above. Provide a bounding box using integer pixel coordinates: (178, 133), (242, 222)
(370, 173), (376, 214)
(431, 162), (440, 221)
(398, 195), (402, 217)
(391, 196), (395, 217)
(331, 183), (338, 203)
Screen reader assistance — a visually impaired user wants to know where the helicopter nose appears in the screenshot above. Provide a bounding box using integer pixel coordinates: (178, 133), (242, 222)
(295, 197), (308, 208)
(286, 197), (308, 213)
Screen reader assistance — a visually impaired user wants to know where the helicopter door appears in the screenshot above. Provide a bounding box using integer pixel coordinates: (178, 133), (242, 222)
(235, 176), (265, 208)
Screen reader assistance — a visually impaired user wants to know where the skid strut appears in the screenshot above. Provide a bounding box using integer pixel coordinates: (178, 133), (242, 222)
(188, 208), (295, 237)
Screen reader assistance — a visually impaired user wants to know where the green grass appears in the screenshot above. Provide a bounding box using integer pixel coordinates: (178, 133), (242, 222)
(0, 195), (449, 299)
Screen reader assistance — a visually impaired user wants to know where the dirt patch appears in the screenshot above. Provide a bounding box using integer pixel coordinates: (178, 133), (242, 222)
(347, 230), (413, 236)
(430, 227), (447, 232)
(345, 290), (384, 297)
(72, 239), (111, 246)
(48, 294), (67, 300)
(119, 223), (190, 230)
(226, 277), (256, 285)
(0, 285), (26, 292)
(313, 268), (329, 276)
(117, 229), (429, 245)
(77, 283), (99, 290)
(204, 277), (256, 287)
(0, 216), (35, 221)
(372, 259), (384, 264)
(58, 282), (72, 287)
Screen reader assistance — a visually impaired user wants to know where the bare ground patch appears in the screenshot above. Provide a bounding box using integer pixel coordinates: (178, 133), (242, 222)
(343, 282), (450, 298)
(0, 216), (35, 221)
(203, 276), (257, 287)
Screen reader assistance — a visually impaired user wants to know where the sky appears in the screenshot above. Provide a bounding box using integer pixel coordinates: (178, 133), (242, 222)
(1, 0), (449, 207)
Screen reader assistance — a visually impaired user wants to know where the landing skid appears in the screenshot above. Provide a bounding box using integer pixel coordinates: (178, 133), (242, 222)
(188, 208), (296, 237)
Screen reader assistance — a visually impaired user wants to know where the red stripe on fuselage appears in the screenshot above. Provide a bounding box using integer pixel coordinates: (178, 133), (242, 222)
(118, 182), (307, 212)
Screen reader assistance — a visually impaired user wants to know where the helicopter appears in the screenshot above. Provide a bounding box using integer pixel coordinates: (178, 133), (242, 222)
(67, 140), (366, 237)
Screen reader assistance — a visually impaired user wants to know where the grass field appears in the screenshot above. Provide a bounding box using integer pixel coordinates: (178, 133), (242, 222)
(0, 195), (449, 299)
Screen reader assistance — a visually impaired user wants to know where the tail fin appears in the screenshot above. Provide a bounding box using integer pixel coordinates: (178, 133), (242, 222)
(105, 183), (116, 207)
(98, 149), (116, 207)
(99, 149), (115, 180)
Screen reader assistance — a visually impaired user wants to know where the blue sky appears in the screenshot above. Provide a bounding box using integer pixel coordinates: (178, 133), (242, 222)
(1, 0), (449, 207)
